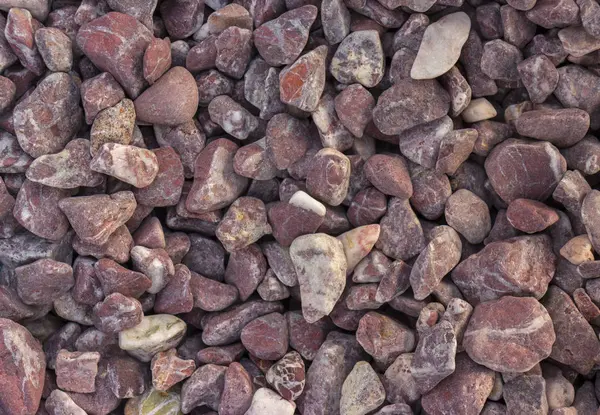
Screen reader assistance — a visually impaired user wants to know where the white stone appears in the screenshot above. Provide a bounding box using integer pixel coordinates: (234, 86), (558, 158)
(290, 233), (347, 323)
(340, 361), (386, 415)
(337, 224), (380, 272)
(90, 143), (159, 188)
(289, 190), (327, 217)
(119, 314), (186, 362)
(411, 12), (471, 80)
(245, 388), (296, 415)
(461, 98), (497, 123)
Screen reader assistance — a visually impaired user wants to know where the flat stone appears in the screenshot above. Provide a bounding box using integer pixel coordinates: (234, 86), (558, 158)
(118, 314), (186, 362)
(15, 259), (73, 306)
(411, 12), (471, 80)
(504, 375), (549, 415)
(55, 350), (100, 394)
(451, 235), (556, 304)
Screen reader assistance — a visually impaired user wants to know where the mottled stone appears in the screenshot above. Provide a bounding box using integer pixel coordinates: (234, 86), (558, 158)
(356, 311), (415, 367)
(377, 197), (426, 260)
(322, 0), (350, 44)
(485, 139), (567, 203)
(130, 246), (174, 294)
(398, 116), (452, 169)
(89, 99), (136, 156)
(34, 27), (72, 72)
(265, 113), (309, 170)
(481, 39), (522, 82)
(15, 259), (73, 306)
(13, 72), (82, 158)
(55, 350), (100, 393)
(244, 58), (286, 120)
(331, 30), (384, 88)
(215, 27), (253, 79)
(143, 37), (171, 85)
(542, 286), (600, 374)
(92, 293), (142, 333)
(436, 128), (478, 175)
(119, 314), (186, 362)
(254, 5), (317, 66)
(444, 189), (490, 244)
(506, 198), (559, 233)
(124, 387), (181, 415)
(504, 375), (548, 415)
(197, 343), (245, 365)
(279, 45), (327, 112)
(517, 55), (559, 104)
(13, 180), (70, 241)
(515, 109), (589, 148)
(410, 226), (462, 300)
(373, 78), (450, 135)
(181, 364), (226, 413)
(80, 73), (125, 125)
(151, 348), (195, 391)
(451, 235), (556, 304)
(160, 0), (204, 39)
(94, 258), (151, 298)
(340, 361), (385, 415)
(219, 362), (253, 415)
(286, 311), (331, 361)
(4, 8), (44, 75)
(45, 390), (86, 415)
(266, 351), (305, 401)
(290, 233), (347, 323)
(106, 355), (148, 399)
(208, 95), (258, 140)
(311, 92), (355, 152)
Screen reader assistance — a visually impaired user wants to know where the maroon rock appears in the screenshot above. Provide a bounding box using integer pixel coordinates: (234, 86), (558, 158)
(195, 70), (234, 106)
(92, 293), (143, 333)
(485, 139), (567, 203)
(13, 180), (70, 241)
(472, 120), (514, 157)
(151, 348), (195, 391)
(201, 300), (284, 346)
(59, 191), (137, 246)
(266, 351), (305, 401)
(35, 27), (72, 72)
(334, 84), (374, 138)
(80, 72), (126, 125)
(45, 390), (86, 415)
(5, 8), (44, 75)
(364, 154), (412, 199)
(286, 310), (331, 361)
(265, 113), (309, 170)
(542, 285), (600, 374)
(182, 234), (226, 280)
(143, 37), (171, 85)
(154, 264), (194, 315)
(181, 364), (227, 413)
(77, 12), (153, 98)
(94, 258), (152, 298)
(15, 259), (73, 306)
(197, 344), (245, 365)
(215, 27), (253, 79)
(189, 270), (238, 311)
(219, 361), (254, 415)
(267, 201), (325, 247)
(244, 57), (286, 120)
(13, 72), (82, 158)
(463, 296), (555, 373)
(208, 95), (258, 140)
(312, 92), (355, 151)
(347, 187), (388, 227)
(279, 45), (328, 112)
(106, 355), (148, 398)
(356, 311), (416, 367)
(133, 147), (184, 207)
(165, 232), (191, 264)
(73, 225), (134, 264)
(160, 0), (205, 39)
(373, 78), (450, 135)
(66, 359), (121, 415)
(154, 120), (206, 179)
(581, 190), (600, 255)
(55, 350), (100, 394)
(186, 36), (217, 73)
(254, 5), (317, 66)
(305, 148), (351, 206)
(506, 198), (559, 233)
(377, 197), (426, 261)
(241, 312), (288, 361)
(224, 244), (267, 300)
(72, 257), (104, 306)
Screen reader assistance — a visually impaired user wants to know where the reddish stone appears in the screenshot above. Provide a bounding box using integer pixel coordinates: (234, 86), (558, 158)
(306, 148), (351, 206)
(151, 348), (195, 391)
(154, 264), (194, 315)
(165, 232), (191, 264)
(59, 191), (137, 246)
(94, 258), (152, 298)
(35, 27), (72, 72)
(45, 390), (86, 415)
(182, 234), (226, 280)
(377, 197), (426, 260)
(206, 3), (253, 34)
(181, 364), (227, 413)
(197, 343), (246, 366)
(13, 180), (70, 241)
(364, 154), (412, 199)
(356, 312), (416, 367)
(215, 27), (253, 79)
(130, 246), (174, 294)
(133, 147), (184, 207)
(0, 318), (46, 415)
(92, 293), (143, 333)
(279, 45), (328, 112)
(241, 313), (288, 361)
(266, 351), (305, 401)
(80, 72), (126, 125)
(312, 92), (355, 152)
(219, 362), (254, 415)
(208, 95), (258, 140)
(106, 355), (148, 399)
(334, 84), (374, 138)
(506, 198), (559, 233)
(5, 8), (45, 75)
(189, 270), (238, 311)
(0, 132), (32, 174)
(13, 72), (82, 158)
(154, 120), (206, 179)
(267, 201), (324, 247)
(66, 359), (121, 415)
(186, 36), (217, 73)
(55, 350), (100, 393)
(160, 0), (205, 39)
(463, 296), (555, 372)
(225, 244), (267, 301)
(143, 37), (171, 84)
(15, 259), (73, 306)
(73, 225), (133, 264)
(451, 235), (556, 304)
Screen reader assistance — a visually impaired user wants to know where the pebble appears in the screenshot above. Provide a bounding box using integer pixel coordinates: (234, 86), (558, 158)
(279, 45), (327, 112)
(411, 12), (471, 80)
(331, 30), (385, 88)
(340, 361), (386, 415)
(245, 387), (296, 415)
(118, 314), (186, 362)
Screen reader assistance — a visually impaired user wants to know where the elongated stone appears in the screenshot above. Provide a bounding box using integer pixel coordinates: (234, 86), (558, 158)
(91, 143), (159, 188)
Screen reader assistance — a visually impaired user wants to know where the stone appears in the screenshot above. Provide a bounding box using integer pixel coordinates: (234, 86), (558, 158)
(439, 66), (472, 117)
(143, 37), (171, 85)
(90, 99), (136, 156)
(581, 190), (600, 255)
(26, 139), (104, 189)
(485, 139), (566, 203)
(257, 270), (290, 301)
(124, 387), (182, 415)
(356, 311), (416, 367)
(542, 286), (600, 374)
(45, 390), (86, 415)
(411, 320), (457, 393)
(13, 180), (70, 241)
(265, 351), (305, 401)
(94, 258), (151, 298)
(461, 97), (497, 123)
(224, 244), (266, 301)
(254, 5), (317, 66)
(0, 132), (32, 174)
(435, 128), (478, 175)
(59, 192), (137, 246)
(286, 311), (331, 361)
(322, 0), (350, 44)
(279, 45), (327, 112)
(92, 293), (142, 333)
(0, 318), (46, 415)
(311, 92), (355, 152)
(35, 27), (72, 72)
(241, 312), (288, 360)
(517, 55), (559, 104)
(105, 356), (148, 400)
(244, 58), (286, 120)
(182, 234), (225, 280)
(119, 314), (186, 362)
(208, 95), (258, 140)
(472, 121), (514, 156)
(234, 139), (279, 180)
(377, 197), (426, 260)
(560, 235), (594, 265)
(451, 235), (556, 304)
(290, 233), (347, 323)
(13, 72), (82, 158)
(72, 257), (103, 306)
(421, 353), (495, 415)
(463, 296), (555, 373)
(207, 3), (253, 34)
(506, 198), (559, 233)
(545, 371), (575, 410)
(181, 364), (227, 413)
(130, 246), (174, 294)
(340, 361), (385, 415)
(373, 78), (450, 135)
(215, 27), (252, 79)
(245, 388), (295, 415)
(55, 350), (100, 393)
(411, 12), (471, 80)
(501, 5), (537, 49)
(216, 197), (271, 252)
(80, 73), (126, 125)
(4, 8), (44, 75)
(333, 85), (374, 139)
(409, 165), (451, 221)
(445, 189), (491, 244)
(305, 148), (351, 206)
(347, 187), (387, 227)
(383, 354), (421, 404)
(265, 113), (309, 170)
(134, 67), (199, 126)
(15, 259), (73, 306)
(91, 143), (158, 188)
(77, 12), (153, 98)
(399, 116), (453, 169)
(331, 30), (385, 88)
(151, 349), (195, 391)
(364, 154), (412, 199)
(410, 226), (462, 300)
(219, 362), (254, 415)
(481, 39), (523, 82)
(197, 344), (245, 365)
(299, 332), (364, 415)
(201, 300), (284, 346)
(515, 109), (589, 148)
